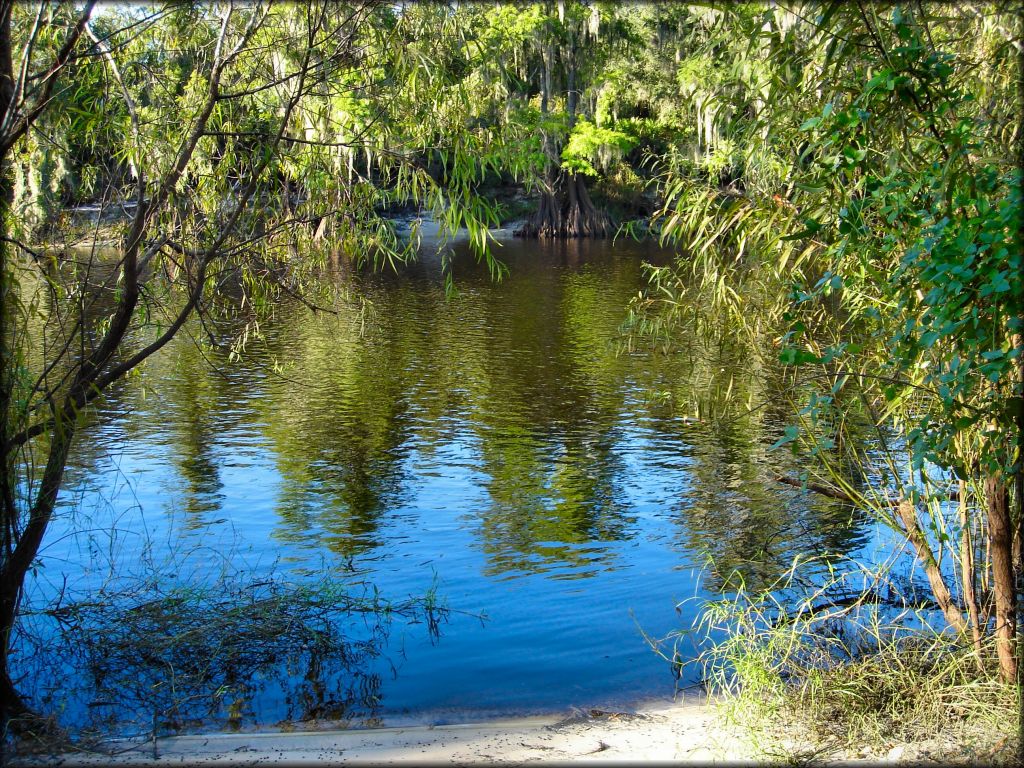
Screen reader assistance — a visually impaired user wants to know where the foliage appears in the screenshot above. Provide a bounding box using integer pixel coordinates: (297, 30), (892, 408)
(630, 0), (1020, 658)
(653, 556), (1019, 762)
(17, 572), (448, 744)
(560, 118), (636, 177)
(778, 4), (1022, 483)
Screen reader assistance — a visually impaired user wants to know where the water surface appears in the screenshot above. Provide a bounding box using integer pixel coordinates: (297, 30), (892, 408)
(22, 236), (872, 736)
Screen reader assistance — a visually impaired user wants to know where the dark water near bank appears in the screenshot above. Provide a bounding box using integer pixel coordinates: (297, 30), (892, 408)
(20, 237), (877, 738)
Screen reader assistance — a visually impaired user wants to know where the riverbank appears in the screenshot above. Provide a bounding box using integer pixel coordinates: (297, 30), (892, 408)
(2, 701), (764, 766)
(10, 698), (1012, 766)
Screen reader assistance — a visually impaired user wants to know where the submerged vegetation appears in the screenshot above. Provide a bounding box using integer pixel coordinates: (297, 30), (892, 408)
(16, 569), (450, 751)
(0, 0), (1020, 758)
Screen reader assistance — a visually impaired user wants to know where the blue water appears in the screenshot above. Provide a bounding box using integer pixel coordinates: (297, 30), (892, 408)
(19, 237), (873, 737)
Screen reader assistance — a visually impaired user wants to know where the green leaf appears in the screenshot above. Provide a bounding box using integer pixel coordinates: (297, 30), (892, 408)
(770, 425), (800, 450)
(779, 347), (823, 366)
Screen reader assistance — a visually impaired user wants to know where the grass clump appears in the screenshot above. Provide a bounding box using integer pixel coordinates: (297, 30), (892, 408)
(11, 569), (454, 753)
(661, 556), (1019, 764)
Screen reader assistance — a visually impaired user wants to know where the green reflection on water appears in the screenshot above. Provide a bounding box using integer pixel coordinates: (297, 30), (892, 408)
(25, 236), (879, 736)
(92, 238), (864, 588)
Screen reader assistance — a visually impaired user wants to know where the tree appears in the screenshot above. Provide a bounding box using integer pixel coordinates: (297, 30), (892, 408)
(634, 1), (1021, 682)
(430, 1), (640, 239)
(513, 1), (622, 238)
(782, 2), (1022, 682)
(0, 0), (501, 729)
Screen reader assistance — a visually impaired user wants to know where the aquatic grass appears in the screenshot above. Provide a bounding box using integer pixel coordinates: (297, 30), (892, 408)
(11, 567), (456, 753)
(652, 555), (1019, 762)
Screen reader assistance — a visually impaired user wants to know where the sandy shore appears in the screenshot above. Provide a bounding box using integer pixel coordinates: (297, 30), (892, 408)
(10, 698), (945, 766)
(8, 700), (753, 765)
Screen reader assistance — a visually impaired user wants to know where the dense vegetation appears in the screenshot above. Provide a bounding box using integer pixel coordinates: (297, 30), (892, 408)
(0, 0), (1020, 754)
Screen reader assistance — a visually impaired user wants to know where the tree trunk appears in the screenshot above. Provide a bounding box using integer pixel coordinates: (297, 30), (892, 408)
(541, 43), (552, 116)
(959, 482), (984, 668)
(897, 499), (967, 633)
(0, 577), (29, 725)
(0, 1), (26, 732)
(985, 473), (1017, 683)
(518, 29), (609, 240)
(566, 40), (577, 131)
(0, 408), (76, 728)
(1012, 329), (1023, 711)
(515, 173), (611, 239)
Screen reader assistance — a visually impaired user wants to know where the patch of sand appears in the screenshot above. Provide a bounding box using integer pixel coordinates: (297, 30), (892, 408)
(14, 700), (950, 768)
(10, 701), (760, 766)
(12, 699), (1006, 765)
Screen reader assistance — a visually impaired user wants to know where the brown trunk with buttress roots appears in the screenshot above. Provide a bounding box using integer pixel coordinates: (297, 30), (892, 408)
(517, 23), (610, 240)
(515, 173), (611, 239)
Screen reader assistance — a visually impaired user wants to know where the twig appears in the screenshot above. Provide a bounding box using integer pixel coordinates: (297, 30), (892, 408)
(775, 475), (961, 505)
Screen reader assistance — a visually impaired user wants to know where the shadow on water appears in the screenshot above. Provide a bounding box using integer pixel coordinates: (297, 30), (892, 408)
(17, 235), (876, 740)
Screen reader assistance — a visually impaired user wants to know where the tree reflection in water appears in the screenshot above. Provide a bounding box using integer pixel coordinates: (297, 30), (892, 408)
(31, 238), (874, 737)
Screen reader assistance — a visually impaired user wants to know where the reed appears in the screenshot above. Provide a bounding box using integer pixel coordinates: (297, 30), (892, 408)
(655, 555), (1019, 763)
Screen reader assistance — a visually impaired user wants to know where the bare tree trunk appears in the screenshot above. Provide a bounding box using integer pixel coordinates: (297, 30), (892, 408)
(516, 173), (611, 239)
(959, 481), (984, 669)
(985, 474), (1017, 682)
(897, 500), (967, 632)
(0, 410), (75, 726)
(0, 569), (30, 728)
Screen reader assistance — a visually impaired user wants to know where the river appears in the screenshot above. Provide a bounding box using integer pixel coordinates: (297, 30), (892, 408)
(18, 235), (872, 739)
